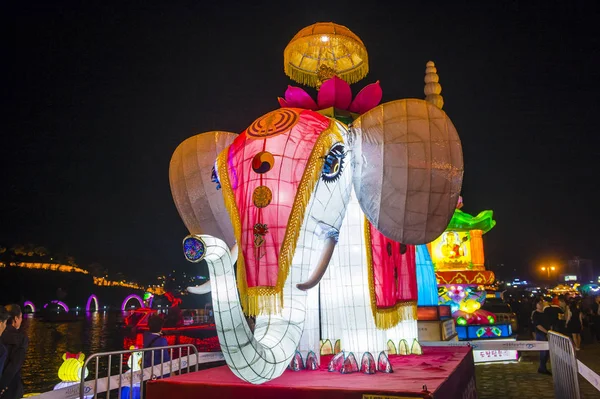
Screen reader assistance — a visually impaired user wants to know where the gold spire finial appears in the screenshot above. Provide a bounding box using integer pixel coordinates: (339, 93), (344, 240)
(424, 60), (443, 109)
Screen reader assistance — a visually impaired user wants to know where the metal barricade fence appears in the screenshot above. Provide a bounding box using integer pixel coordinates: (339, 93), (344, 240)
(79, 344), (199, 399)
(547, 331), (581, 399)
(32, 338), (598, 399)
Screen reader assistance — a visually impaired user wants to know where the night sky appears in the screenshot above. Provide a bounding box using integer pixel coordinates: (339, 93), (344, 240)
(2, 1), (599, 282)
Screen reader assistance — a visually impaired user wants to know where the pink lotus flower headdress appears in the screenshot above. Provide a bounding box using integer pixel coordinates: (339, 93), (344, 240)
(278, 76), (382, 115)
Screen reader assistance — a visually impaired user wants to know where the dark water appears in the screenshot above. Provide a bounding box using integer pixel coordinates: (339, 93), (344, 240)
(20, 312), (128, 394)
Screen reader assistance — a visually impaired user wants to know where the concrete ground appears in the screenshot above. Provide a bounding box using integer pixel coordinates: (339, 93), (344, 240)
(476, 338), (600, 398)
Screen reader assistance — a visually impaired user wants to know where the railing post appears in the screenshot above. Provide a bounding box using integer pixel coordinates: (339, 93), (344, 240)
(76, 344), (213, 399)
(548, 330), (581, 399)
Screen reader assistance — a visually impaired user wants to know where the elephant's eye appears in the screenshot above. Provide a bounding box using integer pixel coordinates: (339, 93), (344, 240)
(322, 143), (345, 183)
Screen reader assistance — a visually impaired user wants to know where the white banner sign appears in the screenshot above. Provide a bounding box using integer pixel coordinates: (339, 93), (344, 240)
(577, 360), (600, 391)
(420, 340), (549, 351)
(472, 349), (518, 363)
(34, 352), (225, 399)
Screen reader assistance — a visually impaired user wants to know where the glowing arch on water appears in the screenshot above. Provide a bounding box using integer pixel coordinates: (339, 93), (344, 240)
(121, 294), (144, 311)
(23, 301), (36, 313)
(43, 300), (70, 313)
(85, 295), (99, 312)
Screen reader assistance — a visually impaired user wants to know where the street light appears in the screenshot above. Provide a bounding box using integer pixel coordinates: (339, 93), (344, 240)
(541, 266), (556, 280)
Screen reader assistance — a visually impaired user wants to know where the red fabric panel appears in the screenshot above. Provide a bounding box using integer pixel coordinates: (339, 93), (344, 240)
(146, 347), (474, 399)
(226, 109), (330, 288)
(369, 223), (418, 308)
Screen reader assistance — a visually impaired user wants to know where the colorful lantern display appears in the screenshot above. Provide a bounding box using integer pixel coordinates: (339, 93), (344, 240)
(127, 346), (143, 372)
(416, 245), (438, 307)
(120, 347), (143, 399)
(429, 199), (511, 340)
(143, 292), (154, 308)
(85, 294), (99, 312)
(54, 353), (92, 398)
(170, 22), (464, 384)
(23, 301), (36, 313)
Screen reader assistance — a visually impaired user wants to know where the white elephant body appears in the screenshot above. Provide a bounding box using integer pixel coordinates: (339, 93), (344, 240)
(171, 100), (463, 384)
(317, 189), (418, 360)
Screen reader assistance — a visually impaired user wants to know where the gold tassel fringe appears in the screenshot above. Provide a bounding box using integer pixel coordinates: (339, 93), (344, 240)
(246, 286), (281, 316)
(216, 147), (249, 313)
(283, 62), (369, 89)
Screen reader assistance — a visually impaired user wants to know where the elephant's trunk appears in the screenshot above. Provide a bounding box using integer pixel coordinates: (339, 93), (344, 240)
(186, 244), (237, 295)
(201, 234), (326, 384)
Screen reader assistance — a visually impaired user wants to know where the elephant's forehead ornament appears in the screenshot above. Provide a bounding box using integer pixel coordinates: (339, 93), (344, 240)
(169, 21), (464, 383)
(246, 108), (300, 138)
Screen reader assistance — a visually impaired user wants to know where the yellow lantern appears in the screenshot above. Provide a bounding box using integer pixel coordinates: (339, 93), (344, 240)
(283, 22), (369, 88)
(57, 352), (88, 382)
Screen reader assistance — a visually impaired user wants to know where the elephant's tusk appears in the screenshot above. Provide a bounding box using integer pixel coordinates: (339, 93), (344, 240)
(187, 281), (211, 295)
(230, 243), (238, 260)
(296, 234), (338, 291)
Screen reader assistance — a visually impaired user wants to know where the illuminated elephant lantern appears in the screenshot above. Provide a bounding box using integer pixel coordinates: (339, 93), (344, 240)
(54, 352), (92, 398)
(171, 100), (462, 381)
(170, 23), (463, 384)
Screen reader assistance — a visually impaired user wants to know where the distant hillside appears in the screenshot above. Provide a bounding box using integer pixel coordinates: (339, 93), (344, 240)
(0, 244), (84, 271)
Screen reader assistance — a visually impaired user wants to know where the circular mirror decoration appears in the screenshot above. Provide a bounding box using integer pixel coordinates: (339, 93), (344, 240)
(252, 186), (272, 208)
(252, 151), (275, 174)
(183, 235), (206, 263)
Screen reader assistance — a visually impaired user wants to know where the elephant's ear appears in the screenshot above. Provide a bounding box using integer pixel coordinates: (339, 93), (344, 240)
(351, 99), (463, 244)
(169, 131), (237, 247)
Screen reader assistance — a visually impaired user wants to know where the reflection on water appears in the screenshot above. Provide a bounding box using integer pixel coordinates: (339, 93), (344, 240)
(20, 312), (127, 394)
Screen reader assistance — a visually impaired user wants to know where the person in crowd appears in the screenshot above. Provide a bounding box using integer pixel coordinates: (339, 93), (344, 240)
(0, 305), (28, 399)
(143, 315), (170, 369)
(0, 306), (9, 377)
(566, 300), (584, 351)
(593, 296), (600, 342)
(544, 296), (565, 333)
(531, 298), (551, 375)
(558, 295), (568, 323)
(517, 297), (532, 335)
(558, 295), (567, 310)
